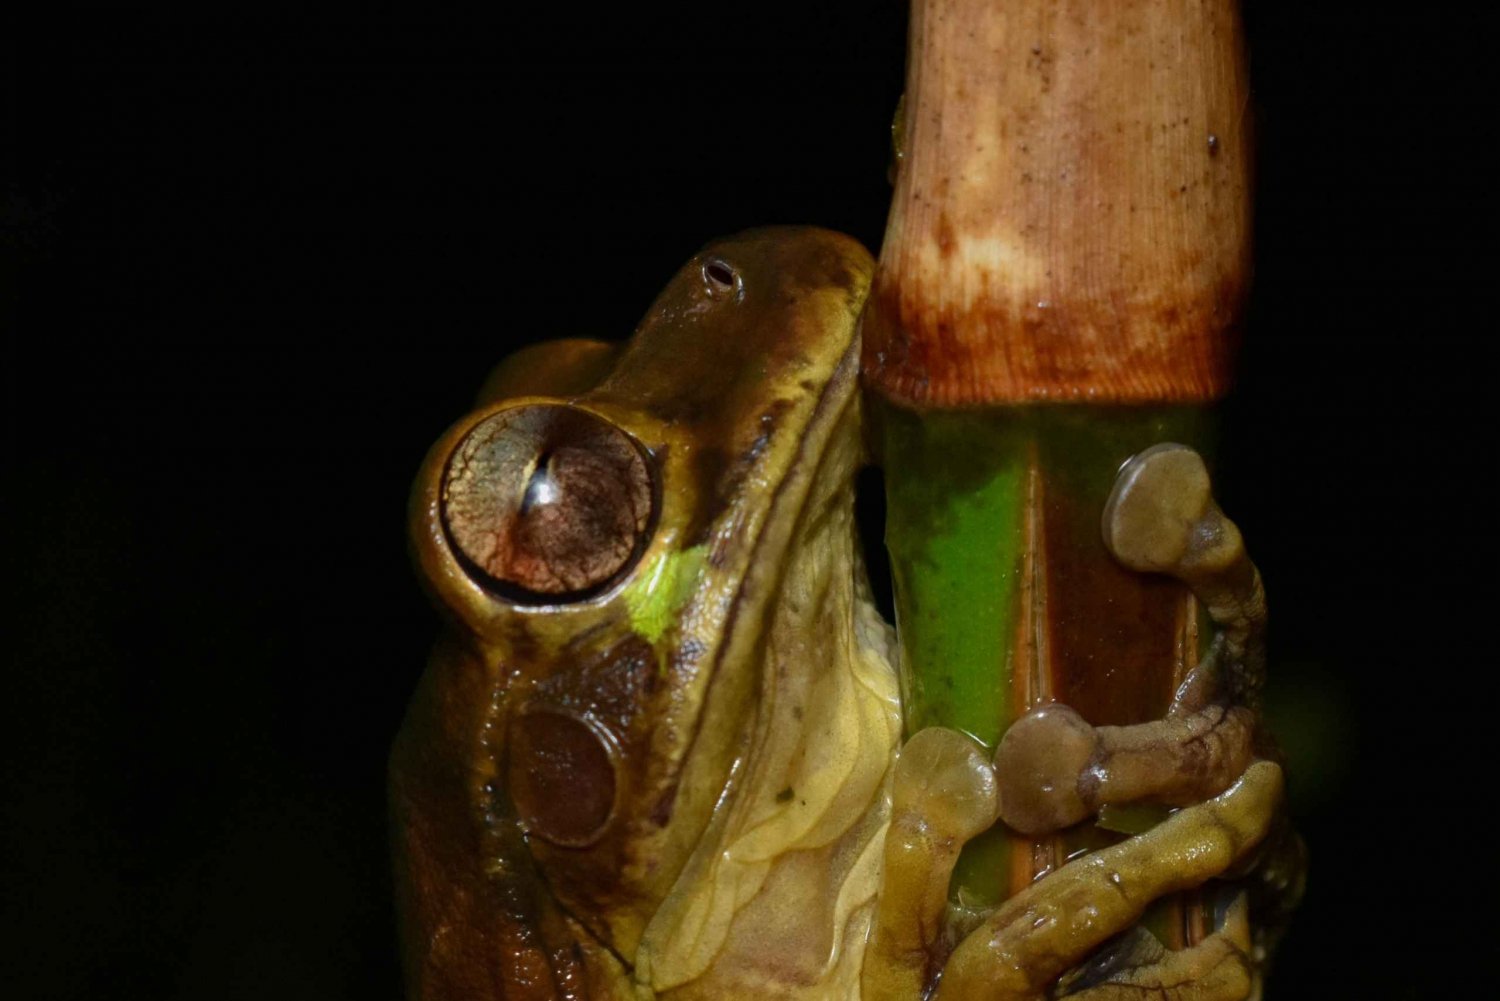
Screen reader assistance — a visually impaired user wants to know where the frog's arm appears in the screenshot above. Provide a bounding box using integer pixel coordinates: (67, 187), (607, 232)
(936, 760), (1280, 1001)
(864, 743), (1284, 1001)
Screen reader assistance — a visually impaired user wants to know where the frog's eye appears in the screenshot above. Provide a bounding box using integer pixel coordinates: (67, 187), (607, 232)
(440, 404), (655, 602)
(701, 257), (742, 300)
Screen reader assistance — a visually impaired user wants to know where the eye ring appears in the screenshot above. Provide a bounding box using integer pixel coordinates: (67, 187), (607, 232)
(701, 258), (742, 300)
(439, 404), (657, 604)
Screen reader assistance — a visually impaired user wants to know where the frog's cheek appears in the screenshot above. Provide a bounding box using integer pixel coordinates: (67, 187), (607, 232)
(507, 707), (621, 848)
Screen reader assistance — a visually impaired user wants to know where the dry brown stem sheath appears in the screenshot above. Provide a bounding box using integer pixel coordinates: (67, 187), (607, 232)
(864, 0), (1251, 404)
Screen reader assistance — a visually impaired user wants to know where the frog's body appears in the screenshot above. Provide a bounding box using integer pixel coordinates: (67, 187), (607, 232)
(392, 227), (1297, 1000)
(393, 228), (901, 999)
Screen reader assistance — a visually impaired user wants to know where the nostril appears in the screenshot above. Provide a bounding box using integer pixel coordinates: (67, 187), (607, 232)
(701, 258), (741, 298)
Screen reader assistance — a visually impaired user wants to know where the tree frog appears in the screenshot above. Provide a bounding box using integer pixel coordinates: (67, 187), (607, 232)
(391, 227), (1299, 1000)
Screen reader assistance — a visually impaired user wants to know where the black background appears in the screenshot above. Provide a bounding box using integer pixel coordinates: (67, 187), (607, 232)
(7, 5), (1494, 998)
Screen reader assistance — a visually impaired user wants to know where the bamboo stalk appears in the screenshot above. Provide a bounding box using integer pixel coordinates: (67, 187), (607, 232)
(865, 0), (1251, 930)
(866, 0), (1249, 406)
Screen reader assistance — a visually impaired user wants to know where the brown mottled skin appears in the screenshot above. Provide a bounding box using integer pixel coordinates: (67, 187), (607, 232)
(392, 230), (1298, 999)
(393, 227), (887, 999)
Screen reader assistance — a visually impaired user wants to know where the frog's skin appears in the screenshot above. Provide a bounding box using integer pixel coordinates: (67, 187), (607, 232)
(392, 227), (1297, 1000)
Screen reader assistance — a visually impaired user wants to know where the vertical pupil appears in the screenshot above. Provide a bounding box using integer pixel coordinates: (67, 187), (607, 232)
(521, 452), (557, 514)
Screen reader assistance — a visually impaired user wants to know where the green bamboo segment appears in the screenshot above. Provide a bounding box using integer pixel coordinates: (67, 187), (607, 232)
(872, 397), (1215, 908)
(875, 406), (1029, 748)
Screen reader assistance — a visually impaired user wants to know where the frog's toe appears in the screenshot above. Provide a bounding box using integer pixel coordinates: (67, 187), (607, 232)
(993, 703), (1097, 835)
(996, 695), (1260, 836)
(893, 725), (1001, 835)
(1102, 443), (1214, 574)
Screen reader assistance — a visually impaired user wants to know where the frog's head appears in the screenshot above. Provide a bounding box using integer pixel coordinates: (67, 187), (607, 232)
(393, 227), (889, 995)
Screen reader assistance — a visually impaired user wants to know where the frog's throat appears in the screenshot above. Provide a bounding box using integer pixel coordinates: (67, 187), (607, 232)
(633, 367), (903, 998)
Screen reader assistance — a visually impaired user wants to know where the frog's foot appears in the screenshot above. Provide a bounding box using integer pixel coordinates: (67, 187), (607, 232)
(933, 761), (1283, 1001)
(995, 444), (1267, 836)
(863, 727), (999, 1001)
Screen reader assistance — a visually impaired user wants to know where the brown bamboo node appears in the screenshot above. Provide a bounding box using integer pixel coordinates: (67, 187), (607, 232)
(863, 0), (1251, 406)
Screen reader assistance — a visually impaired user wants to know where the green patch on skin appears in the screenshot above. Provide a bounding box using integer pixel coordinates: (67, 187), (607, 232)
(624, 544), (709, 644)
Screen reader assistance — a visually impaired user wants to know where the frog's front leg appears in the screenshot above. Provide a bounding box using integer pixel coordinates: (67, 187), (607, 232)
(935, 760), (1282, 1001)
(863, 732), (1283, 1001)
(995, 444), (1268, 836)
